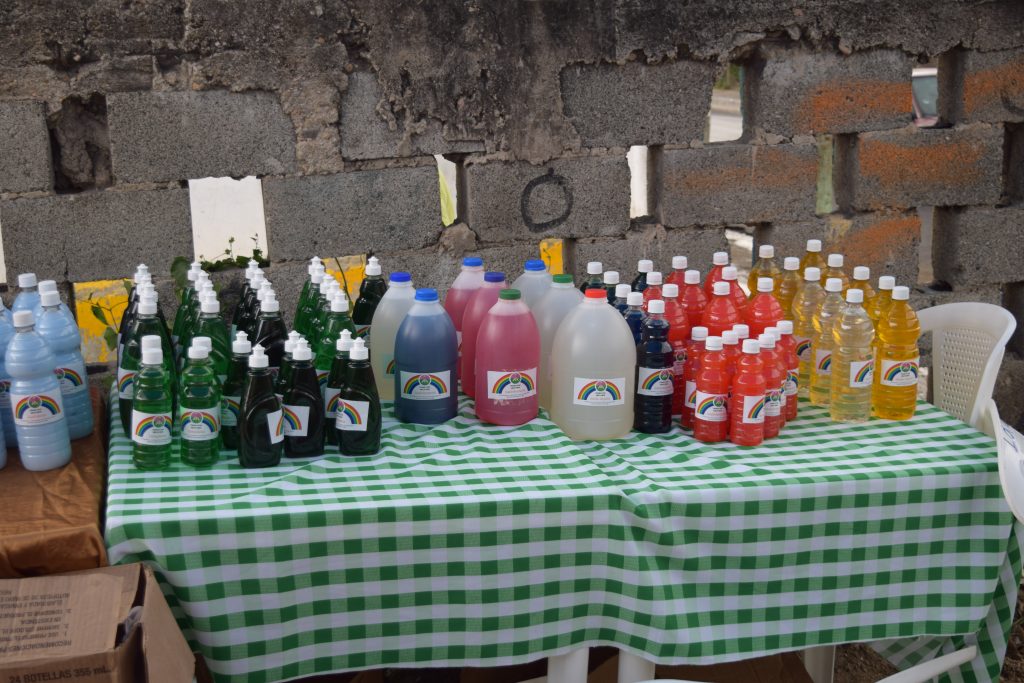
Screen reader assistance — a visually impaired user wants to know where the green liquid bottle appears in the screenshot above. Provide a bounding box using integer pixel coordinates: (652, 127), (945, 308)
(275, 331), (302, 400)
(316, 293), (356, 393)
(308, 279), (335, 350)
(337, 338), (382, 456)
(230, 260), (260, 337)
(171, 261), (202, 351)
(131, 345), (174, 470)
(179, 345), (222, 468)
(352, 256), (386, 340)
(178, 276), (212, 370)
(220, 331), (251, 451)
(193, 295), (231, 382)
(283, 340), (326, 457)
(239, 344), (284, 467)
(119, 294), (177, 435)
(324, 329), (354, 447)
(294, 258), (324, 336)
(237, 272), (266, 339)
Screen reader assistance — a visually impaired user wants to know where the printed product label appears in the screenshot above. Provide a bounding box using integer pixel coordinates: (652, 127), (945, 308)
(117, 366), (135, 400)
(794, 336), (812, 362)
(11, 392), (64, 426)
(784, 367), (799, 397)
(487, 368), (537, 400)
(267, 409), (284, 444)
(383, 354), (395, 377)
(317, 370), (329, 392)
(400, 370), (452, 401)
(336, 399), (370, 432)
(778, 381), (787, 409)
(765, 388), (783, 417)
(572, 377), (626, 406)
(694, 390), (728, 422)
(221, 395), (241, 427)
(848, 358), (874, 388)
(672, 349), (686, 376)
(814, 348), (832, 376)
(131, 409), (172, 446)
(324, 387), (341, 418)
(180, 408), (220, 441)
(637, 367), (674, 397)
(742, 393), (766, 424)
(355, 325), (371, 340)
(282, 404), (310, 437)
(880, 357), (920, 387)
(55, 361), (89, 396)
(684, 380), (697, 409)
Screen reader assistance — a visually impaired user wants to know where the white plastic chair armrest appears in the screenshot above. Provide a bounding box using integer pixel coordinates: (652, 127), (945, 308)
(874, 645), (977, 683)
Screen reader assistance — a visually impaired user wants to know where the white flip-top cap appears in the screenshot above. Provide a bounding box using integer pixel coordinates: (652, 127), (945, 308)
(672, 255), (687, 270)
(249, 344), (269, 369)
(233, 331), (252, 354)
(311, 267), (324, 284)
(853, 266), (870, 281)
(603, 270), (619, 285)
(193, 336), (211, 352)
(196, 271), (210, 285)
(40, 290), (60, 307)
(879, 276), (896, 290)
(310, 256), (322, 267)
(825, 277), (843, 292)
(587, 261), (602, 275)
(723, 330), (739, 345)
(777, 320), (794, 334)
(647, 299), (665, 314)
(337, 329), (354, 352)
(330, 293), (348, 312)
(284, 337), (296, 354)
(758, 245), (775, 259)
(18, 273), (37, 288)
(12, 310), (33, 327)
(292, 340), (312, 361)
(134, 263), (149, 280)
(712, 251), (729, 266)
(38, 280), (57, 293)
(712, 281), (730, 296)
(187, 263), (201, 282)
(615, 284), (631, 298)
(804, 267), (821, 281)
(705, 335), (723, 351)
(142, 347), (163, 365)
(320, 278), (333, 295)
(647, 271), (663, 286)
(201, 297), (220, 314)
(733, 324), (749, 340)
(262, 294), (280, 313)
(757, 277), (773, 292)
(626, 292), (644, 306)
(138, 282), (156, 296)
(806, 239), (822, 252)
(257, 282), (273, 302)
(722, 266), (737, 281)
(684, 269), (700, 285)
(758, 333), (775, 348)
(138, 294), (157, 315)
(742, 339), (760, 354)
(246, 260), (259, 278)
(828, 254), (844, 268)
(846, 289), (864, 303)
(365, 256), (382, 276)
(784, 257), (800, 271)
(692, 326), (708, 340)
(892, 286), (910, 300)
(662, 283), (679, 297)
(288, 330), (302, 343)
(141, 335), (161, 350)
(350, 338), (369, 361)
(250, 272), (265, 288)
(188, 344), (210, 360)
(637, 259), (653, 273)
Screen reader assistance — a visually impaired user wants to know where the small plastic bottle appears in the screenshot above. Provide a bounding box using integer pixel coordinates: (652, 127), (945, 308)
(666, 255), (688, 291)
(294, 265), (324, 336)
(748, 245), (782, 296)
(809, 278), (846, 406)
(831, 288), (875, 423)
(130, 343), (172, 470)
(758, 333), (784, 439)
(703, 252), (729, 297)
(701, 281), (741, 337)
(579, 261), (604, 294)
(777, 257), (803, 320)
(172, 262), (202, 348)
(239, 345), (283, 467)
(337, 338), (382, 455)
(623, 292), (645, 344)
(275, 331), (301, 400)
(825, 254), (850, 293)
(193, 294), (231, 381)
(252, 292), (288, 372)
(444, 256), (485, 349)
(632, 259), (654, 292)
(868, 275), (896, 326)
(531, 274), (583, 411)
(661, 283), (691, 416)
(602, 271), (620, 304)
(119, 293), (176, 435)
(745, 277), (785, 337)
(722, 329), (740, 385)
(38, 280), (77, 329)
(693, 335), (729, 443)
(792, 267), (825, 397)
(872, 286), (920, 421)
(296, 257), (323, 328)
(730, 339), (766, 446)
(679, 269), (708, 329)
(315, 292), (357, 391)
(848, 266), (877, 314)
(232, 260), (262, 337)
(511, 259), (552, 308)
(775, 320), (800, 422)
(370, 272), (416, 400)
(119, 268), (148, 359)
(220, 331), (251, 451)
(13, 273), (40, 313)
(800, 239), (825, 274)
(474, 289), (540, 426)
(237, 270), (266, 338)
(179, 345), (221, 468)
(733, 323), (750, 345)
(680, 326), (708, 431)
(283, 340), (325, 457)
(353, 256), (387, 340)
(394, 289), (459, 425)
(634, 299), (674, 434)
(612, 283), (631, 315)
(324, 330), (354, 447)
(461, 272), (507, 398)
(37, 290), (93, 440)
(721, 266), (748, 312)
(642, 272), (663, 311)
(764, 327), (788, 423)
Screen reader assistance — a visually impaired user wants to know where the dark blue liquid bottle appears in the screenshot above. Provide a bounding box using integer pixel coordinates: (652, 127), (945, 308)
(623, 292), (645, 345)
(634, 300), (674, 434)
(393, 289), (458, 425)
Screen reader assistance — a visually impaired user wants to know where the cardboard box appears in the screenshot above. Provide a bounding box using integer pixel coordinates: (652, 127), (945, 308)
(0, 563), (194, 683)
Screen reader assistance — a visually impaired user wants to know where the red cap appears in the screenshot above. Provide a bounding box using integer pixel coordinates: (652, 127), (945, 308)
(585, 288), (606, 299)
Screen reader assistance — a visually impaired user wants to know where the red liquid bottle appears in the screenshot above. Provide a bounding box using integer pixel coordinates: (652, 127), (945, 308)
(666, 255), (687, 291)
(721, 266), (749, 314)
(722, 329), (740, 387)
(776, 320), (800, 422)
(680, 326), (708, 430)
(693, 335), (729, 443)
(701, 281), (741, 336)
(746, 277), (785, 337)
(661, 284), (691, 416)
(757, 333), (784, 439)
(704, 252), (729, 297)
(642, 271), (664, 311)
(764, 326), (789, 425)
(730, 339), (767, 446)
(680, 269), (708, 330)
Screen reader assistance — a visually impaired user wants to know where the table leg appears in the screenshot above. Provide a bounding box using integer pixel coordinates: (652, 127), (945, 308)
(548, 648), (590, 683)
(802, 646), (836, 683)
(617, 651), (656, 683)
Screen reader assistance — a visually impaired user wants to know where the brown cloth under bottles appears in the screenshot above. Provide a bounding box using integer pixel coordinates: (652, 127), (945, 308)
(0, 388), (107, 577)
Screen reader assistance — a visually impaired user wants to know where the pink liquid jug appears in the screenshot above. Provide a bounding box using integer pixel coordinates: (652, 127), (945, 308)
(474, 289), (540, 425)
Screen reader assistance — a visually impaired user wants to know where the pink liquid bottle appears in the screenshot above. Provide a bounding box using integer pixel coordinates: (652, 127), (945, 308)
(474, 289), (540, 426)
(460, 271), (507, 398)
(444, 256), (485, 354)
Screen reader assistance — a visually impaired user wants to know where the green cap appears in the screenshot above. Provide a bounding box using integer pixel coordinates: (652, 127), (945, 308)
(553, 274), (573, 284)
(499, 289), (522, 300)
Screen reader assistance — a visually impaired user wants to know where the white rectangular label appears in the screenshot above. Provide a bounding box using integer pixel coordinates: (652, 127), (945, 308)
(684, 380), (697, 409)
(267, 409), (284, 444)
(794, 336), (812, 362)
(814, 348), (832, 376)
(741, 393), (766, 424)
(131, 409), (172, 445)
(784, 367), (799, 396)
(117, 366), (135, 400)
(880, 357), (920, 387)
(324, 387), (341, 417)
(765, 388), (783, 417)
(179, 408), (220, 441)
(572, 377), (626, 406)
(486, 368), (537, 400)
(336, 399), (370, 432)
(637, 367), (674, 397)
(282, 404), (310, 437)
(55, 361), (88, 396)
(399, 370), (452, 401)
(694, 390), (728, 422)
(11, 391), (64, 426)
(848, 358), (874, 388)
(221, 395), (240, 427)
(672, 348), (686, 376)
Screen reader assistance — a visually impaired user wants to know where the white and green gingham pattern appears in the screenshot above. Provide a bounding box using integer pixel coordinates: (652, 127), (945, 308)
(104, 390), (1021, 683)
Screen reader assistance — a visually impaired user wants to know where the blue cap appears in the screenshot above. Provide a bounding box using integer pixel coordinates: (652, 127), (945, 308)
(415, 288), (439, 302)
(463, 256), (483, 267)
(389, 271), (412, 283)
(484, 271), (506, 283)
(524, 259), (546, 272)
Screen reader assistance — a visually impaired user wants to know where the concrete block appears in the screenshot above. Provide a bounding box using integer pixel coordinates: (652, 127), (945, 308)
(745, 47), (913, 137)
(559, 59), (716, 147)
(845, 124), (1004, 210)
(661, 143), (818, 226)
(0, 101), (53, 193)
(933, 206), (1024, 286)
(940, 48), (1024, 124)
(464, 155), (630, 242)
(263, 166), (442, 262)
(1007, 124), (1024, 204)
(571, 224), (728, 283)
(0, 188), (192, 283)
(107, 90), (296, 182)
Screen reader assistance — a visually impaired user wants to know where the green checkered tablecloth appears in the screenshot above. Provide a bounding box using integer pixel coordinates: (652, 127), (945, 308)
(105, 389), (1022, 683)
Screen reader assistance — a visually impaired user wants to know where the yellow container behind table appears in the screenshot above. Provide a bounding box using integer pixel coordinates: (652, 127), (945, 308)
(792, 267), (824, 398)
(872, 286), (920, 420)
(809, 277), (845, 407)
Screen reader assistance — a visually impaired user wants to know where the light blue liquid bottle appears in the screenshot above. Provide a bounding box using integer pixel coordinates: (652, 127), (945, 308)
(36, 280), (77, 327)
(393, 288), (458, 425)
(0, 313), (16, 448)
(6, 310), (71, 470)
(36, 290), (94, 439)
(12, 273), (40, 313)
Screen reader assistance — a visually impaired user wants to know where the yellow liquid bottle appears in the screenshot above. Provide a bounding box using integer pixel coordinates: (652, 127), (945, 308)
(872, 286), (920, 420)
(824, 253), (851, 293)
(830, 289), (875, 422)
(809, 278), (845, 406)
(747, 244), (782, 298)
(799, 239), (826, 275)
(867, 275), (895, 326)
(791, 267), (824, 398)
(777, 257), (802, 319)
(848, 266), (877, 316)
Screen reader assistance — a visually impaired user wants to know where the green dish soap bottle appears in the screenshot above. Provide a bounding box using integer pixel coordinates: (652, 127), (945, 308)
(324, 329), (354, 447)
(283, 339), (326, 457)
(239, 344), (283, 468)
(337, 338), (381, 455)
(220, 331), (250, 451)
(194, 293), (231, 382)
(352, 256), (386, 340)
(131, 343), (174, 470)
(179, 344), (222, 468)
(316, 292), (356, 393)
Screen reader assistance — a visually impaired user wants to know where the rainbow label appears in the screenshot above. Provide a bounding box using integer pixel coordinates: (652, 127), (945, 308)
(55, 364), (87, 395)
(637, 367), (674, 397)
(487, 368), (537, 401)
(742, 394), (765, 424)
(281, 404), (310, 437)
(795, 337), (812, 362)
(765, 389), (782, 417)
(355, 325), (371, 340)
(384, 356), (396, 377)
(317, 371), (329, 391)
(573, 377), (625, 406)
(11, 392), (64, 426)
(117, 367), (135, 399)
(880, 357), (920, 388)
(221, 396), (241, 427)
(180, 409), (220, 441)
(814, 349), (832, 375)
(685, 380), (697, 409)
(849, 359), (874, 388)
(131, 409), (172, 445)
(267, 409), (285, 444)
(400, 371), (451, 401)
(694, 390), (727, 422)
(336, 400), (369, 432)
(784, 369), (799, 396)
(324, 388), (342, 417)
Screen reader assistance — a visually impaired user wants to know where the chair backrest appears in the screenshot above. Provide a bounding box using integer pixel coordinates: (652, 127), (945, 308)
(989, 399), (1024, 525)
(918, 302), (1016, 428)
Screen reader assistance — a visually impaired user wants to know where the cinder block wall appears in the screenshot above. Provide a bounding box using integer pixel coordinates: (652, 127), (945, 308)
(0, 1), (1022, 425)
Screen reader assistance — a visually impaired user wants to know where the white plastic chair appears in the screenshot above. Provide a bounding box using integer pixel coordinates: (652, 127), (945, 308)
(518, 648), (590, 683)
(985, 399), (1024, 524)
(918, 302), (1015, 429)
